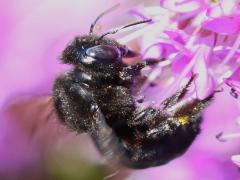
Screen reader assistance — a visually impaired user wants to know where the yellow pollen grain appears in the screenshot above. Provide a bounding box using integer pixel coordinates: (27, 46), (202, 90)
(178, 116), (189, 125)
(209, 0), (218, 3)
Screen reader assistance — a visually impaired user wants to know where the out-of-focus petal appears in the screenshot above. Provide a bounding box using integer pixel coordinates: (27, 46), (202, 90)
(231, 155), (240, 167)
(202, 16), (240, 35)
(212, 47), (240, 67)
(225, 68), (240, 98)
(160, 0), (206, 14)
(227, 67), (240, 82)
(207, 0), (236, 18)
(129, 5), (150, 20)
(225, 79), (240, 94)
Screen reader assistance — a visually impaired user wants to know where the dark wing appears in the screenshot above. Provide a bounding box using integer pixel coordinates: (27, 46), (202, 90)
(2, 95), (68, 138)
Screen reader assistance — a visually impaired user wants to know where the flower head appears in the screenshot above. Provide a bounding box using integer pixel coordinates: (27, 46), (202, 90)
(121, 0), (240, 176)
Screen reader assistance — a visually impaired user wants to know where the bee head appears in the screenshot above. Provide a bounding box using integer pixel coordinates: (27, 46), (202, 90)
(61, 34), (137, 67)
(61, 4), (151, 67)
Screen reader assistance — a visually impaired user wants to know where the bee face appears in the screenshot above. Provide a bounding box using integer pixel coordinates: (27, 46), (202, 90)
(61, 34), (140, 69)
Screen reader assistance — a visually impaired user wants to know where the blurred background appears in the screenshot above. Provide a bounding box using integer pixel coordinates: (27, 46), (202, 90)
(0, 0), (240, 179)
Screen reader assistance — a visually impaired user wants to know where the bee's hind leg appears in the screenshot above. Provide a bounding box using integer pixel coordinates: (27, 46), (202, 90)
(173, 93), (215, 129)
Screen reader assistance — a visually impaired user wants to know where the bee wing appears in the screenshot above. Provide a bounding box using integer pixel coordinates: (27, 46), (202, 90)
(2, 95), (132, 168)
(1, 95), (128, 177)
(2, 95), (69, 140)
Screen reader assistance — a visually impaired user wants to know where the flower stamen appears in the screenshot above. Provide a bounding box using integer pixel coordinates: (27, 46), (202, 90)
(216, 132), (240, 142)
(221, 34), (240, 65)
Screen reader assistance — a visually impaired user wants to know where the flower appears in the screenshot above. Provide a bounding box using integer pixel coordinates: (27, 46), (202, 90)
(121, 0), (240, 178)
(123, 0), (240, 101)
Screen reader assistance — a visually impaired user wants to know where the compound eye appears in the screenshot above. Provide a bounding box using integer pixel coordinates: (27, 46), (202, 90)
(86, 45), (121, 60)
(120, 47), (140, 58)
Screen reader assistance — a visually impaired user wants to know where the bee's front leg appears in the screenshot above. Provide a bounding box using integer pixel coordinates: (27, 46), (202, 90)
(119, 59), (159, 84)
(162, 75), (196, 109)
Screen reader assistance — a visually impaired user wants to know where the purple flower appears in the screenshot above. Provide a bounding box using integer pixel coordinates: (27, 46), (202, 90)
(122, 0), (240, 177)
(124, 0), (240, 100)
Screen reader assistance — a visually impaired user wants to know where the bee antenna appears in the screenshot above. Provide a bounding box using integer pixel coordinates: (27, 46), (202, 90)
(89, 4), (120, 34)
(99, 19), (152, 39)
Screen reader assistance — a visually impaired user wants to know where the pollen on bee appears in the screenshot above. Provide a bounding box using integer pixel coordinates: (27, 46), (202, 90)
(177, 116), (189, 125)
(209, 0), (218, 3)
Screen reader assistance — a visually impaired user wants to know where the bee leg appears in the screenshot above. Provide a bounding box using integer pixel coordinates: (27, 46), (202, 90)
(174, 93), (214, 128)
(162, 75), (196, 109)
(194, 94), (214, 114)
(182, 93), (214, 116)
(119, 63), (146, 83)
(119, 60), (159, 83)
(127, 107), (159, 126)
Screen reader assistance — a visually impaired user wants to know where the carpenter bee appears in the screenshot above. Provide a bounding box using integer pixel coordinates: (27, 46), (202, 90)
(53, 5), (214, 169)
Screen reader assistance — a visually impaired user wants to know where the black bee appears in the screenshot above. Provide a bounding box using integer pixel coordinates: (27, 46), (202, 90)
(53, 5), (214, 169)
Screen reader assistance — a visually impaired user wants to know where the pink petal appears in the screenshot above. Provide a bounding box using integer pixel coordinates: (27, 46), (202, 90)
(203, 16), (240, 35)
(193, 46), (216, 99)
(231, 155), (240, 167)
(225, 68), (240, 95)
(212, 48), (240, 67)
(143, 42), (178, 59)
(164, 30), (186, 44)
(207, 0), (236, 18)
(228, 67), (240, 82)
(160, 0), (206, 14)
(172, 55), (192, 75)
(128, 5), (150, 20)
(225, 79), (240, 95)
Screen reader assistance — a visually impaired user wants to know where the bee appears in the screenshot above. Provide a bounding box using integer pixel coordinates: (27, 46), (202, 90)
(52, 5), (214, 169)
